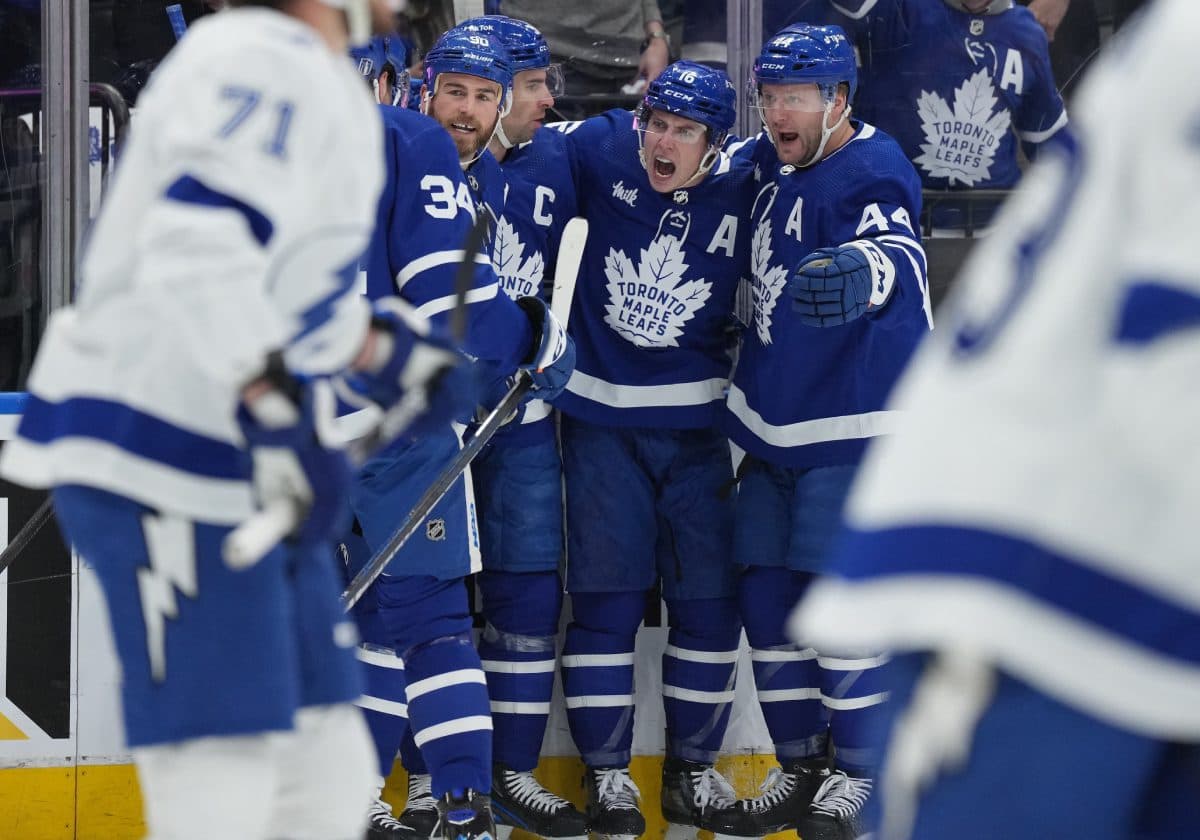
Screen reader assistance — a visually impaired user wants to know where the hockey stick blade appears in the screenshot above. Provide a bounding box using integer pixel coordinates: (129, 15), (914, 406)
(340, 373), (533, 610)
(551, 217), (587, 324)
(0, 497), (54, 575)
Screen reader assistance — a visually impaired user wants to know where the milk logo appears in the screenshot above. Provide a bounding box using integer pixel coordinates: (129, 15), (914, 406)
(750, 217), (788, 345)
(612, 180), (639, 207)
(491, 216), (544, 300)
(603, 209), (711, 347)
(914, 68), (1011, 187)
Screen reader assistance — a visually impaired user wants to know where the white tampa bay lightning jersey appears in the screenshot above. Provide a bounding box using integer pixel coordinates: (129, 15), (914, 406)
(723, 124), (930, 469)
(794, 0), (1200, 739)
(0, 8), (383, 524)
(493, 127), (579, 445)
(552, 109), (755, 429)
(832, 0), (1067, 190)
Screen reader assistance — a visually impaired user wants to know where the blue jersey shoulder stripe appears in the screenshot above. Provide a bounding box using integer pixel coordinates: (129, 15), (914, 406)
(1114, 280), (1200, 346)
(19, 395), (248, 480)
(165, 174), (275, 246)
(835, 523), (1200, 666)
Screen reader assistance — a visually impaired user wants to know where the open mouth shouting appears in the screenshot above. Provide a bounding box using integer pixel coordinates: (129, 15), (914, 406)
(652, 156), (677, 180)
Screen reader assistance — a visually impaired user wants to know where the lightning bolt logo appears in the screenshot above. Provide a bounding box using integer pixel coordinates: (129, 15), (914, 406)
(137, 515), (197, 683)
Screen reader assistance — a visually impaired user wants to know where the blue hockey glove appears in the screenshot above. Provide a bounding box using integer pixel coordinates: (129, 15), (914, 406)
(237, 359), (353, 548)
(788, 245), (874, 327)
(515, 295), (575, 401)
(346, 298), (476, 440)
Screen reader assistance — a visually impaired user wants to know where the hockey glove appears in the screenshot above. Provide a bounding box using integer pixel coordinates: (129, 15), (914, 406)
(237, 359), (353, 549)
(516, 295), (575, 401)
(788, 245), (874, 327)
(346, 298), (475, 440)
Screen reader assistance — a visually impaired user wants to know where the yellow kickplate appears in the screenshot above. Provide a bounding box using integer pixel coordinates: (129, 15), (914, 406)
(0, 710), (29, 739)
(0, 764), (145, 840)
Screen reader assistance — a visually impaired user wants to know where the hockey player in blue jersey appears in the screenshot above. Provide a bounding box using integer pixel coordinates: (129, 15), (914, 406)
(0, 2), (481, 839)
(344, 25), (577, 840)
(451, 14), (590, 840)
(549, 61), (754, 838)
(827, 0), (1068, 226)
(712, 24), (930, 840)
(791, 2), (1200, 837)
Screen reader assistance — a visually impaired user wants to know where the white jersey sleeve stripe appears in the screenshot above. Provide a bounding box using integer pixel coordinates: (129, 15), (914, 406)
(566, 370), (727, 410)
(395, 250), (492, 291)
(412, 284), (499, 320)
(727, 383), (903, 449)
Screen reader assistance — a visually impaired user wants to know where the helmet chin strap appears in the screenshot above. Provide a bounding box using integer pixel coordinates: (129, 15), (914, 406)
(759, 101), (851, 169)
(422, 79), (510, 169)
(798, 101), (850, 168)
(636, 118), (719, 191)
(494, 118), (516, 150)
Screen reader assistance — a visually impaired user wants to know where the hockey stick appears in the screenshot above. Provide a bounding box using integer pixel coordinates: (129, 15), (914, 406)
(0, 497), (54, 576)
(339, 216), (588, 611)
(223, 213), (490, 569)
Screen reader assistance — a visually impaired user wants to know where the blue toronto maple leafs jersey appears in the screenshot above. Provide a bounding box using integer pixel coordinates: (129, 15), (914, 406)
(364, 106), (532, 369)
(492, 128), (580, 446)
(829, 0), (1067, 191)
(723, 124), (931, 469)
(552, 109), (755, 429)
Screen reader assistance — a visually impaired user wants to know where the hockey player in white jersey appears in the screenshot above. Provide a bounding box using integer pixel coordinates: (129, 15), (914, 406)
(549, 61), (755, 839)
(0, 3), (479, 840)
(453, 14), (590, 840)
(343, 24), (576, 840)
(713, 23), (930, 840)
(792, 2), (1200, 837)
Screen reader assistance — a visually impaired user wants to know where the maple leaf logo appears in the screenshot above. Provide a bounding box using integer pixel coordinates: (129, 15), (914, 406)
(914, 68), (1012, 187)
(603, 234), (712, 348)
(491, 216), (544, 301)
(750, 219), (788, 345)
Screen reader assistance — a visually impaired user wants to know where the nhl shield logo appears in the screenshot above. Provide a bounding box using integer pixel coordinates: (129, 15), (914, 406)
(426, 519), (446, 541)
(673, 190), (689, 205)
(970, 19), (984, 35)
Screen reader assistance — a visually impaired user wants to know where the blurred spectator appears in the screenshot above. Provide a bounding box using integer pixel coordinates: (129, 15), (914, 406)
(681, 0), (834, 70)
(1019, 0), (1101, 99)
(497, 1), (671, 100)
(829, 0), (1067, 229)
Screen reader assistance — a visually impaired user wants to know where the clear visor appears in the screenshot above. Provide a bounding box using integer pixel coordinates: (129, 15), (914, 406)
(511, 63), (565, 101)
(635, 111), (708, 146)
(749, 80), (836, 113)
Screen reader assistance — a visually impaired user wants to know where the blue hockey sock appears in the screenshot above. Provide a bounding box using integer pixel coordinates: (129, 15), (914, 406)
(561, 590), (645, 768)
(404, 633), (493, 797)
(822, 650), (891, 776)
(478, 571), (562, 772)
(355, 643), (410, 778)
(662, 597), (741, 764)
(741, 566), (828, 761)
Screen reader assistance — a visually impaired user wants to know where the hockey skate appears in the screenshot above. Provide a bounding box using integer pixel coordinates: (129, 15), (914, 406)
(367, 789), (412, 840)
(585, 766), (644, 840)
(436, 788), (496, 840)
(660, 756), (738, 837)
(794, 771), (873, 840)
(707, 756), (830, 838)
(491, 764), (588, 840)
(395, 773), (439, 839)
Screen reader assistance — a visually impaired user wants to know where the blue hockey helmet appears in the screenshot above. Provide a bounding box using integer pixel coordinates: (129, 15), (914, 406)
(455, 15), (551, 73)
(422, 27), (514, 104)
(638, 61), (737, 145)
(349, 35), (412, 108)
(752, 23), (857, 104)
